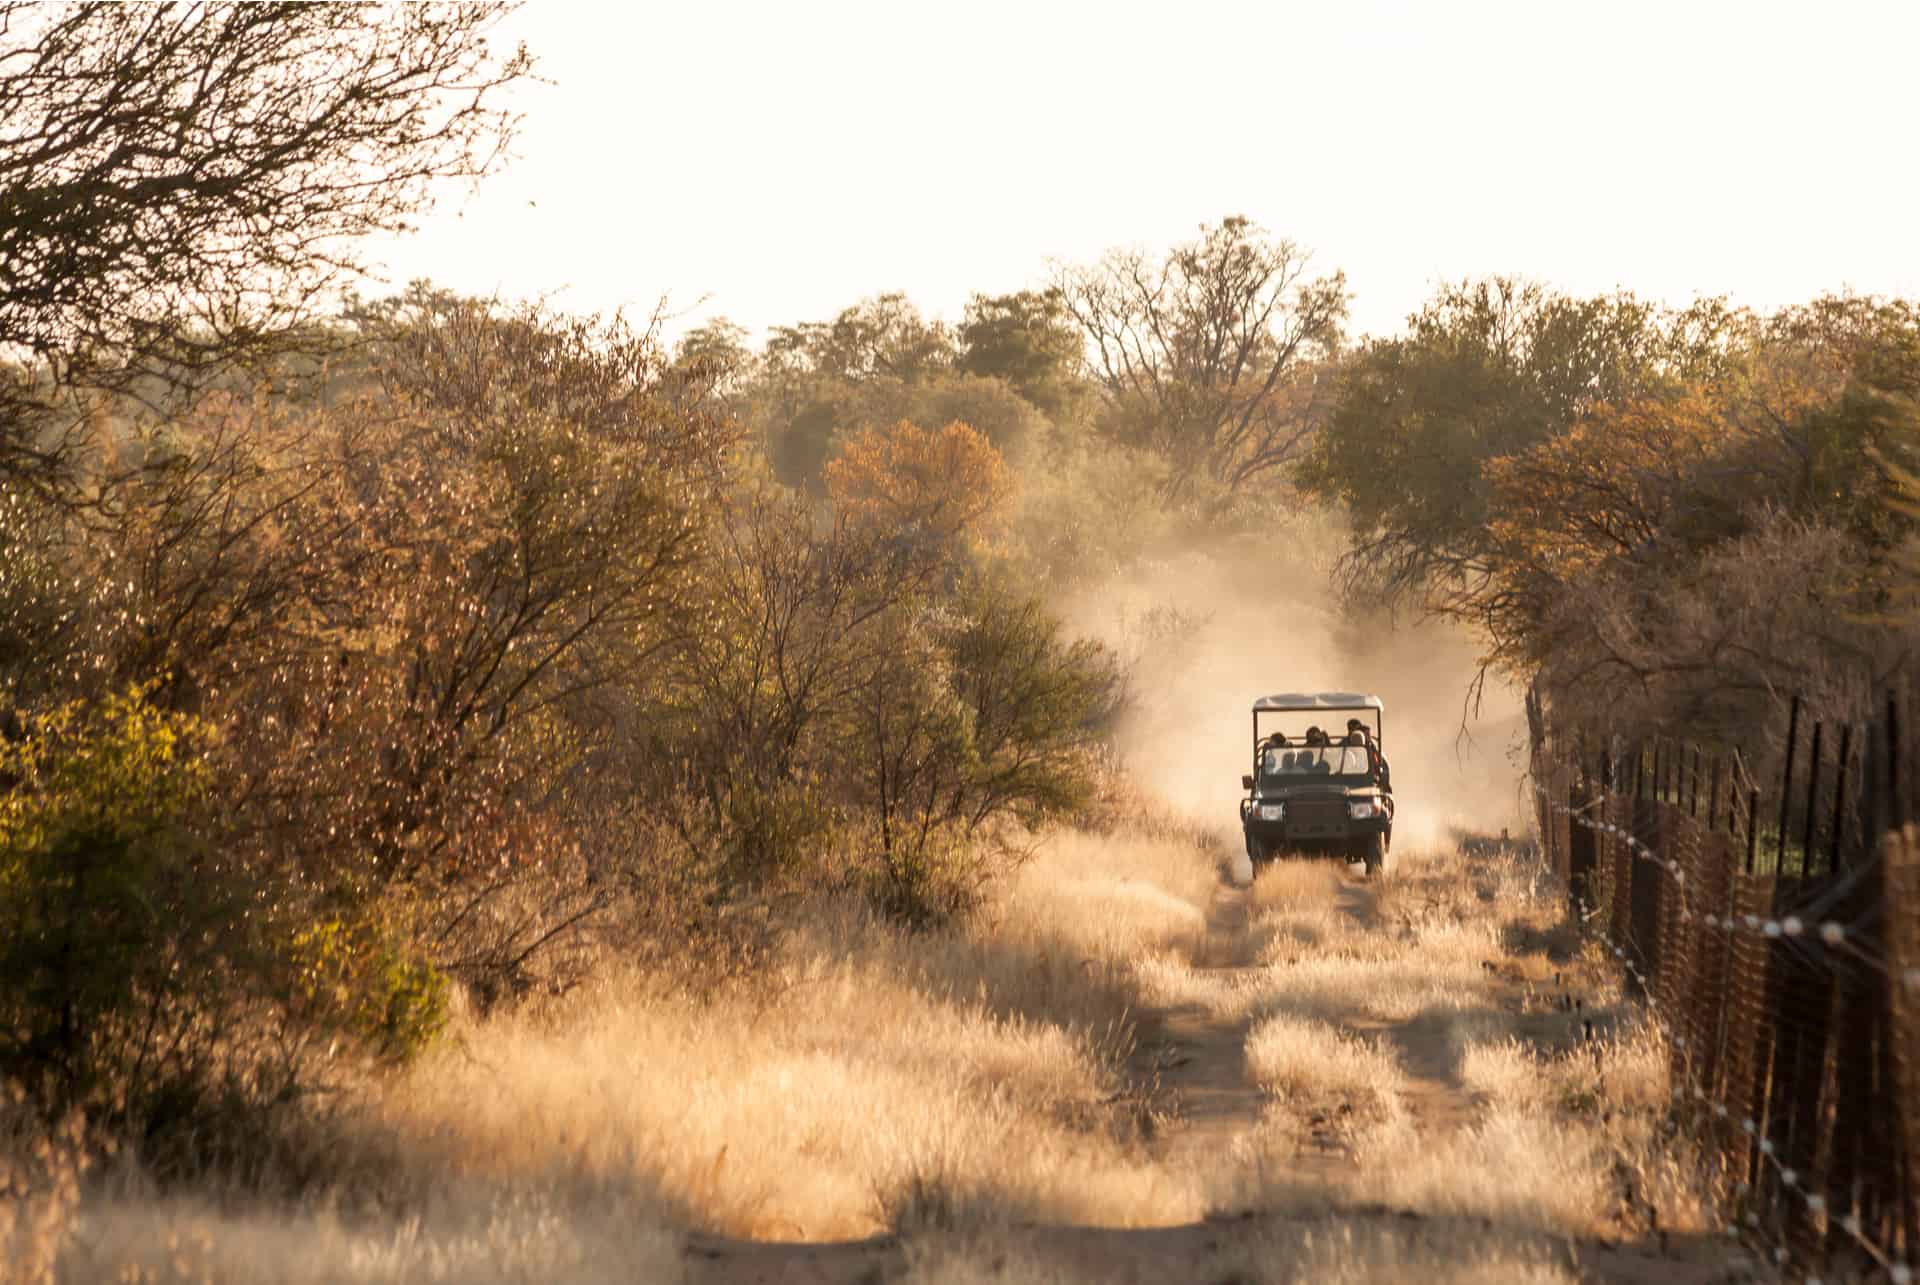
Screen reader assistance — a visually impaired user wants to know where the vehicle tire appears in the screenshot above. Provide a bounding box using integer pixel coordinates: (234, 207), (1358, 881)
(1359, 831), (1387, 879)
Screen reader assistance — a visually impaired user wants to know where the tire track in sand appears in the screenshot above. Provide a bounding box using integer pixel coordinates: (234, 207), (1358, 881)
(1128, 858), (1482, 1176)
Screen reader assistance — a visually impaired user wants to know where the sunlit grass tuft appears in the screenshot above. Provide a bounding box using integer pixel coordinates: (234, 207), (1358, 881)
(1244, 1013), (1404, 1123)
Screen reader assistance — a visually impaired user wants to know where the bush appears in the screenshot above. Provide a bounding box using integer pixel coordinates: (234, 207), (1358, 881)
(0, 686), (227, 1116)
(0, 685), (447, 1161)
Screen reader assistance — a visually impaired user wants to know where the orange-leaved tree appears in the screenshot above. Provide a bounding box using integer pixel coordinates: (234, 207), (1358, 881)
(823, 419), (1014, 547)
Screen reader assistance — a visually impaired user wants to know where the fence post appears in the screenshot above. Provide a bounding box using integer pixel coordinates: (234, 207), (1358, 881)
(1801, 721), (1823, 879)
(1884, 827), (1920, 1259)
(1830, 724), (1853, 873)
(1708, 754), (1722, 834)
(1864, 719), (1884, 862)
(1568, 768), (1596, 921)
(1778, 697), (1802, 874)
(1890, 688), (1906, 830)
(1725, 752), (1739, 833)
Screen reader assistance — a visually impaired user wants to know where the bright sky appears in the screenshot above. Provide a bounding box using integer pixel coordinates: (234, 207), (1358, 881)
(370, 0), (1920, 344)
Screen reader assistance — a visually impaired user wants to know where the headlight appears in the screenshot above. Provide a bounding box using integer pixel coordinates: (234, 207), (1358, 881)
(1349, 801), (1377, 820)
(1257, 803), (1284, 821)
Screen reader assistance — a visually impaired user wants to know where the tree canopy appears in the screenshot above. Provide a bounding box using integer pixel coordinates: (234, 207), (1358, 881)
(0, 0), (530, 498)
(1055, 216), (1348, 498)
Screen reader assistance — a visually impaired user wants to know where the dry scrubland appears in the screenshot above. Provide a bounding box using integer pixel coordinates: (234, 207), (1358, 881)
(15, 818), (1731, 1284)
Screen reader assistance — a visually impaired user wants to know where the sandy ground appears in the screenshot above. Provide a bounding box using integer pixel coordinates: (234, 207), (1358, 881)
(679, 856), (1759, 1285)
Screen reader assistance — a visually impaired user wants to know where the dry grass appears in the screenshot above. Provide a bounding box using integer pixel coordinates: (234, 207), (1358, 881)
(1349, 1106), (1612, 1232)
(38, 823), (1720, 1281)
(339, 865), (1212, 1243)
(1001, 827), (1214, 973)
(1243, 1014), (1404, 1123)
(43, 826), (1220, 1281)
(55, 1188), (685, 1285)
(1217, 1218), (1581, 1285)
(1248, 858), (1345, 913)
(896, 1216), (1582, 1284)
(1216, 842), (1711, 1244)
(2, 1106), (89, 1285)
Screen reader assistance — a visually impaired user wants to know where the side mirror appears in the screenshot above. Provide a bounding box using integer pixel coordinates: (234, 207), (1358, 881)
(1241, 774), (1254, 790)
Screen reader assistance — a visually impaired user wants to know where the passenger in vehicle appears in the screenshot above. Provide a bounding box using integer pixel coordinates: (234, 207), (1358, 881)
(1342, 718), (1389, 788)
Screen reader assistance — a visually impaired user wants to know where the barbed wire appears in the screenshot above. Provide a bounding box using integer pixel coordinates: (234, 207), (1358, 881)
(1531, 783), (1889, 966)
(1526, 780), (1909, 1281)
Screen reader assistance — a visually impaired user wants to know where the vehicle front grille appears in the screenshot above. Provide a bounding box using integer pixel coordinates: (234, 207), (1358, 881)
(1288, 799), (1347, 829)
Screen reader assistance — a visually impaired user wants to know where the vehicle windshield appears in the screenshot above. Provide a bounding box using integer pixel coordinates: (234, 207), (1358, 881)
(1260, 744), (1372, 778)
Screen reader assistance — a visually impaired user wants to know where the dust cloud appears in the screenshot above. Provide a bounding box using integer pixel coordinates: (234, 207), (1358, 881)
(1068, 522), (1528, 852)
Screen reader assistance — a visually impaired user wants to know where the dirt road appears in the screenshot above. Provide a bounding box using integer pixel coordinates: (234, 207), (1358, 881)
(684, 850), (1760, 1284)
(1132, 871), (1483, 1178)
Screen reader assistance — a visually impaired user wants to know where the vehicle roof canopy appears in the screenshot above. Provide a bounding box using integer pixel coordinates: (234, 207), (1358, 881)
(1251, 692), (1384, 712)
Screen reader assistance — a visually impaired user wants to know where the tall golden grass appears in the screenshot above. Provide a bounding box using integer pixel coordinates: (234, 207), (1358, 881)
(1218, 845), (1711, 1241)
(22, 827), (1715, 1282)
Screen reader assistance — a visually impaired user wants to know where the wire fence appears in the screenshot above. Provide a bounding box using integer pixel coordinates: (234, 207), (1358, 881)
(1530, 694), (1915, 1281)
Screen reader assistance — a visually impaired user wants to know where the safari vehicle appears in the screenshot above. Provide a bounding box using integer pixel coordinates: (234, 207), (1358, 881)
(1239, 692), (1394, 877)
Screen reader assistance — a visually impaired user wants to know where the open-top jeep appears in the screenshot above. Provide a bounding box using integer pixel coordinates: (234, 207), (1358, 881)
(1238, 692), (1394, 877)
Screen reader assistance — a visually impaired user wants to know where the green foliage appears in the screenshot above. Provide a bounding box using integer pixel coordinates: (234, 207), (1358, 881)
(1306, 282), (1920, 751)
(0, 685), (454, 1138)
(618, 467), (1120, 928)
(0, 686), (222, 1104)
(287, 917), (449, 1064)
(765, 293), (955, 386)
(841, 571), (1122, 925)
(944, 572), (1122, 831)
(908, 374), (1051, 464)
(1298, 277), (1735, 603)
(742, 292), (1074, 490)
(957, 289), (1087, 421)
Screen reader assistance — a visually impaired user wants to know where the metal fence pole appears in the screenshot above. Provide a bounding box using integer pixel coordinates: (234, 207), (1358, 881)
(1890, 688), (1906, 830)
(1831, 723), (1853, 873)
(1801, 721), (1824, 878)
(1778, 697), (1802, 873)
(1708, 754), (1722, 834)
